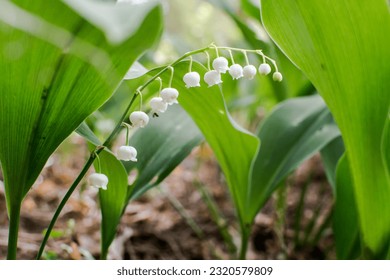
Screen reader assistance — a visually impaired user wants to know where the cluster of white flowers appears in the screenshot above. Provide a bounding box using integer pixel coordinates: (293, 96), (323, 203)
(185, 55), (283, 88)
(88, 47), (282, 191)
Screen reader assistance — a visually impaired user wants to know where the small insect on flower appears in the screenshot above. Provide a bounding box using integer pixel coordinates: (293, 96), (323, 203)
(212, 57), (229, 73)
(204, 70), (222, 87)
(258, 63), (272, 75)
(117, 146), (137, 162)
(273, 71), (283, 82)
(160, 88), (179, 105)
(183, 72), (201, 88)
(130, 111), (149, 128)
(243, 65), (257, 80)
(88, 173), (108, 190)
(229, 64), (244, 80)
(150, 97), (168, 114)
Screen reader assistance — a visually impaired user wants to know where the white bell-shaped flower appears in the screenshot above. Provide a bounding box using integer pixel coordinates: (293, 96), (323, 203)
(183, 72), (201, 88)
(212, 57), (229, 73)
(130, 111), (149, 128)
(204, 70), (222, 87)
(160, 88), (179, 105)
(273, 71), (283, 82)
(243, 65), (257, 80)
(150, 97), (168, 113)
(229, 64), (244, 80)
(259, 63), (272, 75)
(88, 173), (108, 190)
(117, 145), (137, 162)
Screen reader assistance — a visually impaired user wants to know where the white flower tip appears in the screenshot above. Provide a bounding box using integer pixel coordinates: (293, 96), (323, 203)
(243, 65), (257, 80)
(212, 57), (229, 73)
(183, 72), (201, 88)
(259, 63), (272, 75)
(150, 97), (168, 113)
(117, 146), (137, 162)
(130, 111), (149, 128)
(273, 72), (283, 82)
(160, 87), (179, 105)
(88, 173), (108, 190)
(229, 64), (244, 80)
(204, 70), (222, 87)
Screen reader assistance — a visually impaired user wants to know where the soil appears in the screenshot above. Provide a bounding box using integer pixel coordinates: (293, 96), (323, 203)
(0, 136), (334, 260)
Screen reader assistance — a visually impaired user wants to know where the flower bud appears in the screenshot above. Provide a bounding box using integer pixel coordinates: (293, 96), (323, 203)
(88, 173), (108, 190)
(130, 111), (149, 128)
(212, 57), (229, 73)
(243, 65), (257, 80)
(229, 64), (244, 80)
(273, 71), (283, 82)
(204, 70), (222, 87)
(117, 145), (137, 162)
(183, 72), (201, 88)
(150, 97), (168, 113)
(160, 88), (179, 105)
(258, 63), (272, 75)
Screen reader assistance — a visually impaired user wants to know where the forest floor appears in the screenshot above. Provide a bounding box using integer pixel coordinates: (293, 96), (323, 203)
(0, 135), (334, 260)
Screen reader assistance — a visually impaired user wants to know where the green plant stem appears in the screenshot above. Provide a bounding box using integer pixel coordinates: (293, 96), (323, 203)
(36, 43), (268, 259)
(159, 186), (204, 239)
(194, 180), (237, 256)
(36, 94), (138, 260)
(293, 175), (310, 248)
(100, 249), (108, 260)
(275, 184), (287, 256)
(7, 203), (21, 259)
(239, 226), (250, 260)
(36, 152), (100, 259)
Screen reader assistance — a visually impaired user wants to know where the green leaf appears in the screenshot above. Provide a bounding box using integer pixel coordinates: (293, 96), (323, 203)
(333, 155), (360, 259)
(124, 61), (148, 80)
(89, 105), (203, 257)
(320, 137), (345, 191)
(93, 149), (128, 259)
(248, 94), (340, 220)
(76, 122), (102, 146)
(383, 114), (390, 181)
(63, 0), (159, 45)
(124, 105), (204, 200)
(261, 0), (390, 254)
(0, 0), (162, 215)
(158, 62), (260, 230)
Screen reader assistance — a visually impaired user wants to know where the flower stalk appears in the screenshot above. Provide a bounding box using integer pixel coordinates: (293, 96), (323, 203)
(36, 43), (280, 259)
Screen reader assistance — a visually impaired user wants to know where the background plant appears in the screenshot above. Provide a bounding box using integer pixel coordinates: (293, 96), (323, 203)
(0, 0), (162, 259)
(1, 0), (387, 261)
(261, 0), (390, 258)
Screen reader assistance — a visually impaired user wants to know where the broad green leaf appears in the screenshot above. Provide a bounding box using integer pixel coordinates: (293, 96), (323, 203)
(262, 0), (390, 254)
(248, 95), (340, 220)
(320, 137), (345, 191)
(160, 62), (260, 229)
(383, 114), (390, 182)
(63, 0), (159, 45)
(124, 105), (204, 200)
(0, 0), (162, 216)
(334, 155), (360, 260)
(93, 149), (128, 259)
